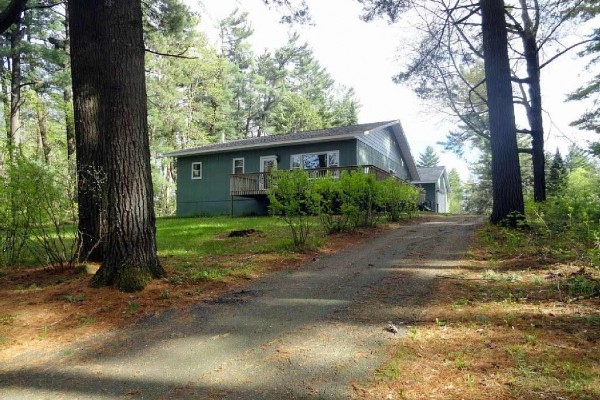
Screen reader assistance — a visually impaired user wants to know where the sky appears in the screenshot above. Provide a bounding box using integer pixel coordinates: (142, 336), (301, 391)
(191, 0), (597, 180)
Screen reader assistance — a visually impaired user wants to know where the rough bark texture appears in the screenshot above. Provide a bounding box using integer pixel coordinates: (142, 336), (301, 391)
(9, 20), (21, 159)
(63, 10), (75, 160)
(0, 0), (27, 35)
(68, 1), (106, 262)
(480, 0), (525, 224)
(519, 2), (546, 202)
(70, 0), (164, 291)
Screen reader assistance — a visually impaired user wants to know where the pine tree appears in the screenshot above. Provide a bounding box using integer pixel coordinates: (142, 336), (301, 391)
(547, 149), (567, 196)
(417, 145), (440, 167)
(447, 168), (463, 213)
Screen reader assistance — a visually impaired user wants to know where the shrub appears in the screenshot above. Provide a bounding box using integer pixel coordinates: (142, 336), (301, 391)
(312, 176), (349, 234)
(339, 170), (379, 228)
(0, 157), (77, 268)
(268, 170), (321, 250)
(376, 178), (421, 222)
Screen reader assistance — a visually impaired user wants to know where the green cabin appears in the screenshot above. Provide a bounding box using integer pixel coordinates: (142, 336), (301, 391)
(165, 120), (441, 217)
(413, 166), (450, 213)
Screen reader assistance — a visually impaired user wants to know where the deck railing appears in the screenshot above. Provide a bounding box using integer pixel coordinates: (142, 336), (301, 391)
(230, 165), (398, 196)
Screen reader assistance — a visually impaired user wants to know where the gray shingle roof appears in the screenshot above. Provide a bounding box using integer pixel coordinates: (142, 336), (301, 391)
(163, 121), (397, 157)
(415, 166), (446, 183)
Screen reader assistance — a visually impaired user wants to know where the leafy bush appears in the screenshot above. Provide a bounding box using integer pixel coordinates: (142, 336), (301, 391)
(269, 169), (421, 246)
(376, 178), (421, 222)
(338, 170), (379, 228)
(0, 157), (77, 268)
(268, 169), (321, 250)
(312, 176), (349, 233)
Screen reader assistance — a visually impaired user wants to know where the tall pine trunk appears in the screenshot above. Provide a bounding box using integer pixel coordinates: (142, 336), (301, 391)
(70, 0), (164, 291)
(63, 9), (75, 160)
(68, 1), (106, 262)
(35, 94), (50, 163)
(8, 20), (21, 160)
(519, 1), (546, 202)
(480, 0), (525, 224)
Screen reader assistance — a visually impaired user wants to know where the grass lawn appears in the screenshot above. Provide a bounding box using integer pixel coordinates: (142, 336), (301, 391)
(366, 223), (600, 400)
(0, 215), (363, 363)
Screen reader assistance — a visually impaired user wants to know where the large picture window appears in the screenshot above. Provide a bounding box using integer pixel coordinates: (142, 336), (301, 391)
(291, 150), (339, 170)
(191, 162), (202, 179)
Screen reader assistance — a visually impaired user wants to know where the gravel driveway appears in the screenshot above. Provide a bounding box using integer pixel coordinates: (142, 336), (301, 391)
(0, 215), (482, 399)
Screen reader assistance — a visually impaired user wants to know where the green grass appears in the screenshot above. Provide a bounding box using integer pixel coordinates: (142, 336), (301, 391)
(155, 216), (326, 282)
(156, 216), (300, 260)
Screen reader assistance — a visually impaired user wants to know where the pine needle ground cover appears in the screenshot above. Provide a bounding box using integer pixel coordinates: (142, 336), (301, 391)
(0, 216), (377, 364)
(366, 224), (600, 400)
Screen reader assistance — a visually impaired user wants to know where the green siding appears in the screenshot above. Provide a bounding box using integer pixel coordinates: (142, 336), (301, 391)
(175, 139), (357, 216)
(355, 127), (410, 179)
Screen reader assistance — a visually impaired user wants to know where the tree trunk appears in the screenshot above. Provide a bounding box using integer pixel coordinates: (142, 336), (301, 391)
(68, 1), (106, 262)
(9, 20), (21, 160)
(480, 0), (525, 224)
(70, 0), (164, 291)
(523, 36), (546, 202)
(518, 1), (546, 202)
(0, 48), (11, 153)
(63, 9), (75, 160)
(35, 94), (50, 163)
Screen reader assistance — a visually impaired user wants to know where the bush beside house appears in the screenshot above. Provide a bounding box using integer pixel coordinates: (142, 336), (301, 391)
(268, 169), (421, 249)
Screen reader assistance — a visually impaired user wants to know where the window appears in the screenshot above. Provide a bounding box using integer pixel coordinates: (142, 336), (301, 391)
(233, 158), (244, 174)
(291, 150), (339, 170)
(191, 162), (202, 179)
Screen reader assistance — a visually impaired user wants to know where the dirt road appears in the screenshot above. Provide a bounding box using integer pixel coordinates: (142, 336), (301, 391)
(0, 215), (482, 399)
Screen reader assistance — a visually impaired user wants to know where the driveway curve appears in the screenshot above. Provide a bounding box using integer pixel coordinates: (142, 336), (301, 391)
(0, 215), (482, 399)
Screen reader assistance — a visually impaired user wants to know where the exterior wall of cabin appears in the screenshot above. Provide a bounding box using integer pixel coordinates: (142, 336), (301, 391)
(355, 127), (410, 180)
(175, 139), (357, 216)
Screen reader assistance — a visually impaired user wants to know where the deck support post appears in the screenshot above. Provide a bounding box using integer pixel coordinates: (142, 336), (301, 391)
(230, 195), (234, 218)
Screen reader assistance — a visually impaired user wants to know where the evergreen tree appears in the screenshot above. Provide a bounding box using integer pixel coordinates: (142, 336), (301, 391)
(417, 145), (440, 167)
(447, 168), (463, 213)
(547, 148), (568, 196)
(565, 144), (595, 173)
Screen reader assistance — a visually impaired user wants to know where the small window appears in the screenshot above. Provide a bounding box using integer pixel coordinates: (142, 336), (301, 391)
(291, 154), (301, 169)
(233, 158), (244, 174)
(328, 151), (339, 166)
(191, 162), (202, 179)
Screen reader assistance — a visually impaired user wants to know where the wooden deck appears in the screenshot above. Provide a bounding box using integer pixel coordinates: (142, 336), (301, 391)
(230, 165), (397, 196)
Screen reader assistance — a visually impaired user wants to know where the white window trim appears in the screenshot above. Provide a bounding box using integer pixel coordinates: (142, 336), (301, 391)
(260, 155), (278, 172)
(191, 162), (202, 179)
(290, 150), (339, 169)
(232, 157), (245, 174)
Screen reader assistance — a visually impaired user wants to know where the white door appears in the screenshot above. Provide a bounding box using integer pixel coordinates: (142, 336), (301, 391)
(260, 156), (277, 190)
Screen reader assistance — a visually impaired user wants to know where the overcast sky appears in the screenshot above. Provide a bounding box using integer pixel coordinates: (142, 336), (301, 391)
(192, 0), (596, 180)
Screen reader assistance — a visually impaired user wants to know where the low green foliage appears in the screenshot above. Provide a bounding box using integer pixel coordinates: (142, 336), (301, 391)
(192, 268), (229, 282)
(268, 169), (321, 250)
(63, 294), (85, 303)
(127, 302), (141, 315)
(567, 275), (599, 298)
(269, 169), (420, 244)
(376, 178), (420, 222)
(78, 316), (96, 325)
(0, 314), (14, 325)
(0, 156), (78, 269)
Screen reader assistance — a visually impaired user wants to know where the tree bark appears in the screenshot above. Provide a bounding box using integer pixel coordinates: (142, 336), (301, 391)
(70, 0), (164, 291)
(8, 20), (22, 160)
(63, 8), (75, 160)
(68, 0), (106, 262)
(480, 0), (524, 224)
(35, 93), (50, 163)
(518, 1), (546, 202)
